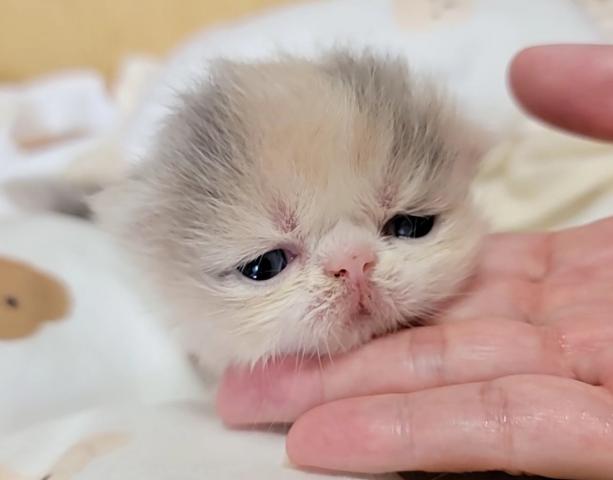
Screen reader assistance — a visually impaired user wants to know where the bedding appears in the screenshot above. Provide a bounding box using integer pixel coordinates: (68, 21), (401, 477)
(1, 1), (613, 478)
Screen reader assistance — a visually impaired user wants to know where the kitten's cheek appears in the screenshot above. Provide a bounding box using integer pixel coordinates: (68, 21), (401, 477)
(215, 361), (324, 425)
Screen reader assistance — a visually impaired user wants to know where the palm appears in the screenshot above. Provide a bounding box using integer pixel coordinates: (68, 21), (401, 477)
(442, 219), (613, 392)
(445, 218), (613, 335)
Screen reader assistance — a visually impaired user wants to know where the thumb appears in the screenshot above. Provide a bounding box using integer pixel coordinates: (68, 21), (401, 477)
(510, 44), (613, 141)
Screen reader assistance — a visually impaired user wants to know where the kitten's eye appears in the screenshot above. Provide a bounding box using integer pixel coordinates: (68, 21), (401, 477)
(382, 214), (436, 239)
(238, 249), (288, 281)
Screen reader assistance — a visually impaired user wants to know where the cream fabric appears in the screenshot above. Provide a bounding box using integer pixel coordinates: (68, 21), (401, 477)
(476, 121), (613, 231)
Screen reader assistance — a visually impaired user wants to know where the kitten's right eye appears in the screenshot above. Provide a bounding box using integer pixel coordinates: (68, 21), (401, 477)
(238, 249), (288, 281)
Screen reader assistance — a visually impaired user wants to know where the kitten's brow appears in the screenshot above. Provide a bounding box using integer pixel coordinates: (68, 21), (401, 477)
(322, 50), (452, 201)
(272, 198), (299, 234)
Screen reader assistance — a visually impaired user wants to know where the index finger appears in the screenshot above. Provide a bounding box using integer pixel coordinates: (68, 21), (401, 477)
(217, 314), (613, 425)
(216, 319), (569, 425)
(509, 44), (613, 141)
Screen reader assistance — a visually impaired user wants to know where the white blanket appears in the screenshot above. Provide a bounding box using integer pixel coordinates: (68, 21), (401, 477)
(1, 1), (613, 479)
(0, 216), (392, 479)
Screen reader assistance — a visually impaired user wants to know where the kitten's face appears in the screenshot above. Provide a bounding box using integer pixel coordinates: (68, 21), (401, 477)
(96, 53), (485, 373)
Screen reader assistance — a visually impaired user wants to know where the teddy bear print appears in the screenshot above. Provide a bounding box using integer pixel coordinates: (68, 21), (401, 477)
(0, 432), (129, 480)
(0, 257), (69, 340)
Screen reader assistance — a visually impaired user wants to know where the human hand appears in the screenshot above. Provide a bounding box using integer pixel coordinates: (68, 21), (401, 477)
(217, 45), (613, 479)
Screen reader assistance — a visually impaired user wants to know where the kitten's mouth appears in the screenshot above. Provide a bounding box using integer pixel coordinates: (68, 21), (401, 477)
(345, 286), (378, 324)
(357, 301), (370, 316)
(352, 285), (375, 317)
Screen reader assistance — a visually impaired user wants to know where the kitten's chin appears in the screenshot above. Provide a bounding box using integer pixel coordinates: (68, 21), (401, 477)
(321, 315), (400, 354)
(187, 314), (408, 379)
(329, 305), (436, 353)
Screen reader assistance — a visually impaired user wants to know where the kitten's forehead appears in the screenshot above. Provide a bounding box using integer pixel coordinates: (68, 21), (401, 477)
(151, 51), (473, 242)
(216, 53), (454, 189)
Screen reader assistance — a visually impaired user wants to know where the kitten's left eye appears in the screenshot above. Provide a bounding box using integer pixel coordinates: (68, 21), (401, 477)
(238, 249), (288, 281)
(382, 214), (436, 239)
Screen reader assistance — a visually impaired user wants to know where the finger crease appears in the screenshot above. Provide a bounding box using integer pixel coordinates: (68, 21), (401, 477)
(396, 396), (417, 464)
(541, 232), (554, 281)
(525, 233), (553, 325)
(479, 380), (516, 470)
(407, 327), (448, 387)
(541, 324), (578, 380)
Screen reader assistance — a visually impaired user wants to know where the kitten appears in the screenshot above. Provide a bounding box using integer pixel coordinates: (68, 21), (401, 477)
(94, 50), (486, 376)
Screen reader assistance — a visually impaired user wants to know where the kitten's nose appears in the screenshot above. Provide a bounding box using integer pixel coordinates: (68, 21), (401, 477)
(324, 245), (376, 285)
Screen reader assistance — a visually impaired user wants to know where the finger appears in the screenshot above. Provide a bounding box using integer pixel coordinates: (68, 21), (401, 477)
(287, 375), (613, 478)
(509, 44), (613, 141)
(216, 320), (570, 424)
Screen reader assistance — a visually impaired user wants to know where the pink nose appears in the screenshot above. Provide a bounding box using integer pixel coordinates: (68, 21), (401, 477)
(324, 245), (376, 284)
